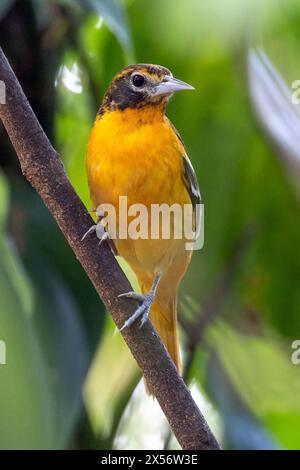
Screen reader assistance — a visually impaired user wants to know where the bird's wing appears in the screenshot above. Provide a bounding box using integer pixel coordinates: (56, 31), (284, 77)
(182, 154), (201, 209)
(168, 120), (201, 239)
(168, 120), (201, 207)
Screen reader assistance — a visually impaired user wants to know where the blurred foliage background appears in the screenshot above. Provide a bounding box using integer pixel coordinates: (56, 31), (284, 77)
(1, 0), (300, 450)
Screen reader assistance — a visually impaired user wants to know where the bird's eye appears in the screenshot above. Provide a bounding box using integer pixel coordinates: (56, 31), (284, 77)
(132, 73), (145, 88)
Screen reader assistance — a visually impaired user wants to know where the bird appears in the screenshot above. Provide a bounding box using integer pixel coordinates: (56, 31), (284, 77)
(86, 64), (200, 394)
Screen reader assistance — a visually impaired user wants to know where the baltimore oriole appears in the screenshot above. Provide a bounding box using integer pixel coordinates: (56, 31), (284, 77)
(86, 64), (200, 393)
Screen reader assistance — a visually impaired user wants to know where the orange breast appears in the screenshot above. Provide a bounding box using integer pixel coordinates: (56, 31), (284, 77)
(86, 106), (189, 211)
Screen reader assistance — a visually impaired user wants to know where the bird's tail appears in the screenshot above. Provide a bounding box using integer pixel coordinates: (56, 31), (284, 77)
(139, 277), (181, 396)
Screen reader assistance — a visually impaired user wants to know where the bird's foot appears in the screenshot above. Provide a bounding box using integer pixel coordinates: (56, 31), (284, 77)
(81, 209), (109, 247)
(119, 291), (154, 331)
(119, 273), (161, 331)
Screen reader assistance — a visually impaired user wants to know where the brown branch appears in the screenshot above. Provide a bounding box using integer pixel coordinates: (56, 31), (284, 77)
(0, 47), (220, 450)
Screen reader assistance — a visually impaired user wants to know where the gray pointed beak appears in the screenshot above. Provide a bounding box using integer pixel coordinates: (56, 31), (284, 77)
(153, 76), (194, 96)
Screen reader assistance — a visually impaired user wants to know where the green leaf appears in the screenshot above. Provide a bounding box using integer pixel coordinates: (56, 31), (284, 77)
(55, 51), (93, 208)
(84, 316), (139, 440)
(27, 255), (89, 448)
(0, 236), (88, 449)
(207, 322), (300, 449)
(77, 0), (134, 60)
(0, 174), (52, 446)
(9, 180), (104, 446)
(0, 240), (54, 449)
(12, 170), (105, 355)
(205, 352), (277, 449)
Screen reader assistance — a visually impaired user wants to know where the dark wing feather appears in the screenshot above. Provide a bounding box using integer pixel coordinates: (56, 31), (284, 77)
(182, 154), (201, 241)
(182, 154), (201, 208)
(168, 120), (201, 242)
(167, 118), (201, 207)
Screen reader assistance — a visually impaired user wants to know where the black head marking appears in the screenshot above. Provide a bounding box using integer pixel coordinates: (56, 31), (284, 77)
(99, 64), (172, 113)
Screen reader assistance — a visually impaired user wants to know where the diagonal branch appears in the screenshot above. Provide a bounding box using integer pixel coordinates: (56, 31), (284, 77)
(0, 47), (220, 451)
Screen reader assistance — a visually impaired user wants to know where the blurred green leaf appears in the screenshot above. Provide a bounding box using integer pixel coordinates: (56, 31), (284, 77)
(206, 352), (277, 449)
(0, 241), (55, 449)
(208, 322), (300, 449)
(0, 239), (54, 449)
(0, 173), (95, 448)
(11, 180), (105, 356)
(0, 173), (87, 448)
(27, 256), (89, 448)
(55, 51), (92, 207)
(79, 0), (134, 59)
(84, 315), (139, 441)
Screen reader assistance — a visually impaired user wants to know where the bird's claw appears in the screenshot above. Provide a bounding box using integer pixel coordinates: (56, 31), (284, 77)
(81, 224), (96, 241)
(118, 291), (145, 302)
(119, 291), (154, 331)
(118, 273), (161, 331)
(81, 208), (109, 246)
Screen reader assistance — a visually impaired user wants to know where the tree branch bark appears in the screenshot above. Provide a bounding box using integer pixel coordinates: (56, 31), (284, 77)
(0, 47), (220, 451)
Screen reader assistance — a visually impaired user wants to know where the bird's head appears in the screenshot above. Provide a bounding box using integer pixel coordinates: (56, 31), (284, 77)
(100, 64), (194, 113)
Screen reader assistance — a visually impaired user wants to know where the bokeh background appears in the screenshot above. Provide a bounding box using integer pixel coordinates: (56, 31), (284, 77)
(1, 0), (300, 450)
